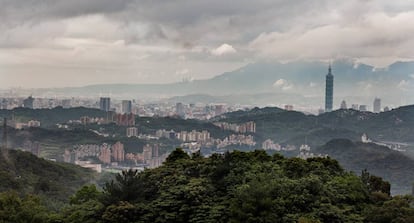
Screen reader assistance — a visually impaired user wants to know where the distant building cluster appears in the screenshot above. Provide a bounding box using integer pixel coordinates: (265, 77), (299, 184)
(125, 144), (168, 169)
(361, 133), (406, 152)
(176, 130), (211, 142)
(338, 97), (390, 113)
(79, 116), (106, 125)
(180, 134), (256, 151)
(213, 121), (256, 133)
(64, 142), (168, 170)
(156, 102), (242, 119)
(8, 119), (40, 129)
(297, 144), (327, 159)
(215, 134), (256, 148)
(155, 129), (211, 142)
(262, 139), (282, 151)
(64, 141), (125, 165)
(261, 139), (296, 151)
(322, 65), (390, 114)
(0, 95), (255, 121)
(154, 128), (255, 150)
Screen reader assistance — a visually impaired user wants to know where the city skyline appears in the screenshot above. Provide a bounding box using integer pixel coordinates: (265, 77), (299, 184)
(2, 1), (414, 88)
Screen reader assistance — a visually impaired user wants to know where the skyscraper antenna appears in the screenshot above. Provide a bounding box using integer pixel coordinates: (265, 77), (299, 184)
(328, 62), (332, 75)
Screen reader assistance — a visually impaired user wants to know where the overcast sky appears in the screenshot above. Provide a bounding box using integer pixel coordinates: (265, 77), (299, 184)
(1, 0), (414, 88)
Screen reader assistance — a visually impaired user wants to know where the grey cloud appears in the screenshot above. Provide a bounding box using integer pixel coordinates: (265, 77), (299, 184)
(2, 0), (414, 89)
(0, 0), (132, 23)
(0, 0), (330, 47)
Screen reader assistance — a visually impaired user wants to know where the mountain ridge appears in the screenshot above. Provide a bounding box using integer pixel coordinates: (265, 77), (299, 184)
(11, 60), (414, 106)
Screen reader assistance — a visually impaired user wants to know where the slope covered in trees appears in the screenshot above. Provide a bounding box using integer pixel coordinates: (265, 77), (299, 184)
(2, 149), (413, 222)
(0, 150), (96, 206)
(315, 139), (414, 195)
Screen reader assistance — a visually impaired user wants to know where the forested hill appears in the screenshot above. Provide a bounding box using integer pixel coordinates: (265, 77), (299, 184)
(315, 139), (414, 195)
(0, 107), (107, 127)
(4, 149), (413, 222)
(218, 105), (414, 144)
(0, 149), (96, 205)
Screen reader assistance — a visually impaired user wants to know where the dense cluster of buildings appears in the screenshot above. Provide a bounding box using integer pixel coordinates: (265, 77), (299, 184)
(154, 128), (255, 149)
(155, 129), (211, 142)
(297, 144), (327, 159)
(7, 119), (41, 129)
(213, 121), (256, 133)
(125, 144), (168, 169)
(215, 134), (256, 148)
(338, 97), (388, 113)
(63, 142), (168, 171)
(261, 139), (297, 151)
(64, 142), (125, 165)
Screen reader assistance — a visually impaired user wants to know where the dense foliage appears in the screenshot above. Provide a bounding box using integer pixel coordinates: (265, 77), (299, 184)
(1, 149), (413, 222)
(315, 139), (414, 194)
(0, 150), (96, 207)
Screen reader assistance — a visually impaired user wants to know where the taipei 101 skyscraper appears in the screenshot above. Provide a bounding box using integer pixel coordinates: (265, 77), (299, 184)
(325, 64), (334, 112)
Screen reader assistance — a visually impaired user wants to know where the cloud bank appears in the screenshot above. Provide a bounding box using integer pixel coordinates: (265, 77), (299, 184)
(1, 0), (414, 87)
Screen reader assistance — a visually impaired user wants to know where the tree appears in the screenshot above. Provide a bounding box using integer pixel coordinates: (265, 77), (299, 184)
(103, 169), (142, 204)
(70, 184), (101, 205)
(0, 191), (51, 223)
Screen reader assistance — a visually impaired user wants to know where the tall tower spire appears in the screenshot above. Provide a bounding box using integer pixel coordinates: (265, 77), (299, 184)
(328, 63), (332, 75)
(325, 64), (334, 112)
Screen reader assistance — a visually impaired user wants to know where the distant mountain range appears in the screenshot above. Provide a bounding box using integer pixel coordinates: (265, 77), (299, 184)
(16, 59), (414, 107)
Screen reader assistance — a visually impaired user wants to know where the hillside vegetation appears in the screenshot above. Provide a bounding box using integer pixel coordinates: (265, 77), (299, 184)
(0, 149), (96, 206)
(2, 149), (414, 222)
(220, 105), (414, 145)
(315, 139), (414, 195)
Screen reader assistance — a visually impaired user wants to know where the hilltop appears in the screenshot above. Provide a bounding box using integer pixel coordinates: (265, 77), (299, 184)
(0, 149), (96, 205)
(219, 105), (414, 144)
(315, 139), (414, 195)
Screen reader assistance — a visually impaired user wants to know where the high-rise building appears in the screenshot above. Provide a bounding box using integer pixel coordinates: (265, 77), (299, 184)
(121, 100), (132, 114)
(100, 97), (111, 111)
(340, 100), (347, 109)
(112, 141), (125, 162)
(152, 144), (159, 158)
(99, 145), (111, 164)
(325, 65), (334, 112)
(373, 98), (381, 113)
(176, 103), (185, 118)
(126, 127), (138, 137)
(23, 96), (34, 109)
(143, 144), (152, 161)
